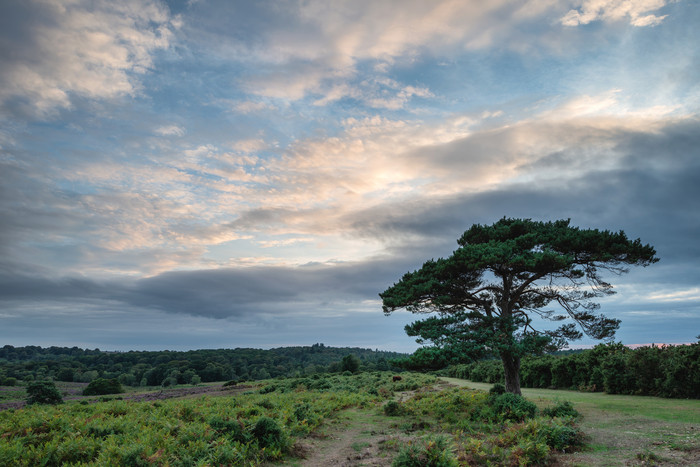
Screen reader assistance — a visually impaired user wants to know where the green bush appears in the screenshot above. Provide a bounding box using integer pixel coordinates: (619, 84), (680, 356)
(209, 416), (248, 443)
(517, 417), (586, 452)
(26, 380), (63, 405)
(293, 402), (312, 421)
(489, 393), (537, 422)
(538, 419), (586, 451)
(542, 400), (580, 419)
(384, 400), (402, 416)
(2, 377), (17, 386)
(489, 383), (506, 396)
(392, 436), (457, 467)
(83, 378), (124, 396)
(251, 416), (287, 450)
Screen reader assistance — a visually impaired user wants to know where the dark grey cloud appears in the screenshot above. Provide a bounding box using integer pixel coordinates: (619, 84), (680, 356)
(0, 256), (415, 320)
(348, 117), (700, 262)
(123, 257), (422, 319)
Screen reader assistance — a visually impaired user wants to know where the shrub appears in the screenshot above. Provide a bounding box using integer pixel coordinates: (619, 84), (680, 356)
(3, 377), (17, 386)
(251, 416), (287, 450)
(209, 416), (248, 443)
(542, 400), (580, 419)
(341, 354), (361, 373)
(83, 378), (123, 396)
(520, 417), (586, 452)
(392, 436), (457, 467)
(384, 400), (402, 416)
(489, 383), (506, 396)
(256, 399), (275, 409)
(489, 393), (537, 422)
(538, 420), (586, 451)
(26, 380), (63, 405)
(222, 380), (237, 387)
(293, 402), (312, 421)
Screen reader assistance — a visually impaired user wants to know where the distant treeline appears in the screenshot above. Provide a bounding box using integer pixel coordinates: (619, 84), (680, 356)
(447, 342), (700, 399)
(0, 344), (406, 387)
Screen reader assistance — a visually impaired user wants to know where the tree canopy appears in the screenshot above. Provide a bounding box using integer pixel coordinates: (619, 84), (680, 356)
(380, 218), (658, 394)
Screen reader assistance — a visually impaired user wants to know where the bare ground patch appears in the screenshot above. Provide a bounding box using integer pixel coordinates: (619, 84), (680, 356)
(277, 408), (421, 467)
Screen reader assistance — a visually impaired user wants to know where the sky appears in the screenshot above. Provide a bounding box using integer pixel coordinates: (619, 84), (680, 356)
(1, 0), (699, 353)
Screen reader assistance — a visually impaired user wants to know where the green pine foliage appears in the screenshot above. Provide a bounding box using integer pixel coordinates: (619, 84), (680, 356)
(381, 218), (658, 395)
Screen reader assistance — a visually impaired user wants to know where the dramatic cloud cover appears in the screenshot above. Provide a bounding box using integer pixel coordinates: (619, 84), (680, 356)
(1, 0), (698, 351)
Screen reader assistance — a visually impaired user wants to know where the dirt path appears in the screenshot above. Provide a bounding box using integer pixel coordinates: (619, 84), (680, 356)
(276, 381), (454, 466)
(277, 384), (446, 467)
(279, 407), (416, 467)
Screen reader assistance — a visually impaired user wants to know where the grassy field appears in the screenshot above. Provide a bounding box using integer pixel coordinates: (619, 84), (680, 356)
(442, 378), (700, 466)
(1, 375), (698, 465)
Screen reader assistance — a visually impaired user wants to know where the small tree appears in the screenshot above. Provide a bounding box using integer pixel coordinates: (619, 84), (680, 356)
(26, 381), (63, 405)
(381, 218), (658, 395)
(83, 378), (124, 396)
(340, 354), (361, 373)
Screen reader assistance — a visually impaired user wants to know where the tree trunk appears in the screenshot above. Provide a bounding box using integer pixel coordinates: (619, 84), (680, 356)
(501, 353), (522, 395)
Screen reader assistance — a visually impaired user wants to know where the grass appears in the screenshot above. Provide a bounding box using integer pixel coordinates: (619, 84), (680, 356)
(2, 375), (698, 466)
(442, 377), (700, 466)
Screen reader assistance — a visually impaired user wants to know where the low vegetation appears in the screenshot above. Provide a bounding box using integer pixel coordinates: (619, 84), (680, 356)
(446, 378), (700, 466)
(25, 381), (63, 406)
(82, 378), (124, 396)
(1, 371), (585, 466)
(2, 342), (698, 465)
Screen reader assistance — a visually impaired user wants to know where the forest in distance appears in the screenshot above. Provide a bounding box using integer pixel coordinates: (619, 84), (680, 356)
(1, 341), (698, 399)
(0, 343), (405, 387)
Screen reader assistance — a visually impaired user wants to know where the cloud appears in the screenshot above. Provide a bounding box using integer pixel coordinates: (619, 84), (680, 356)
(561, 0), (669, 27)
(231, 139), (268, 154)
(0, 0), (176, 117)
(155, 125), (186, 137)
(342, 115), (700, 257)
(232, 100), (277, 114)
(0, 256), (416, 321)
(2, 114), (698, 345)
(2, 83), (696, 282)
(194, 0), (595, 104)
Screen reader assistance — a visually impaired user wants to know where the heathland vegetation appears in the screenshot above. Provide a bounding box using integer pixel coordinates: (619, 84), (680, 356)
(1, 343), (699, 465)
(1, 371), (588, 466)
